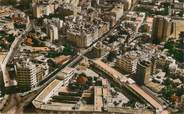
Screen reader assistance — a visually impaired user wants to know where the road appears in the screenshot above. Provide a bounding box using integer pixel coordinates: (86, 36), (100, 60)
(0, 24), (32, 112)
(1, 24), (32, 88)
(90, 59), (166, 113)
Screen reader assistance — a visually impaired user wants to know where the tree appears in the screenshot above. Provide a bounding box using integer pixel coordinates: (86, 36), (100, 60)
(174, 50), (184, 62)
(164, 40), (174, 49)
(164, 40), (184, 62)
(176, 87), (184, 96)
(62, 44), (75, 55)
(162, 85), (175, 99)
(6, 34), (15, 43)
(107, 52), (116, 62)
(109, 35), (117, 43)
(164, 78), (172, 85)
(152, 38), (160, 44)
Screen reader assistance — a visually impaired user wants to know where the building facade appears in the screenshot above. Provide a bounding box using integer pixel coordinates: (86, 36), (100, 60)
(32, 4), (55, 18)
(151, 16), (173, 43)
(135, 60), (152, 85)
(92, 42), (107, 58)
(116, 53), (138, 74)
(16, 62), (38, 92)
(47, 25), (59, 43)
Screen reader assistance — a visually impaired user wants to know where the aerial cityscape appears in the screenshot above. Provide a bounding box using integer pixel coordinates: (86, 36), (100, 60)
(0, 0), (184, 114)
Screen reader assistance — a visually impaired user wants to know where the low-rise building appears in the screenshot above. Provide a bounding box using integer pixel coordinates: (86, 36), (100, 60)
(126, 12), (146, 32)
(101, 14), (116, 28)
(58, 3), (81, 16)
(56, 67), (75, 80)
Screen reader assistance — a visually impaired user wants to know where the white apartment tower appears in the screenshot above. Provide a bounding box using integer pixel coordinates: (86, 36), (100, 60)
(16, 61), (37, 92)
(48, 25), (59, 42)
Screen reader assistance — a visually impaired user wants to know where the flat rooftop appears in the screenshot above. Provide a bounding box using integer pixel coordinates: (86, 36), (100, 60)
(34, 79), (61, 103)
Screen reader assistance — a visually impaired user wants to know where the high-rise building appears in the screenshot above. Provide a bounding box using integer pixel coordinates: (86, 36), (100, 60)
(33, 5), (42, 18)
(152, 16), (173, 43)
(116, 52), (138, 74)
(33, 4), (55, 18)
(36, 65), (45, 83)
(135, 60), (152, 85)
(92, 42), (107, 58)
(43, 18), (63, 30)
(16, 62), (38, 92)
(47, 25), (59, 42)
